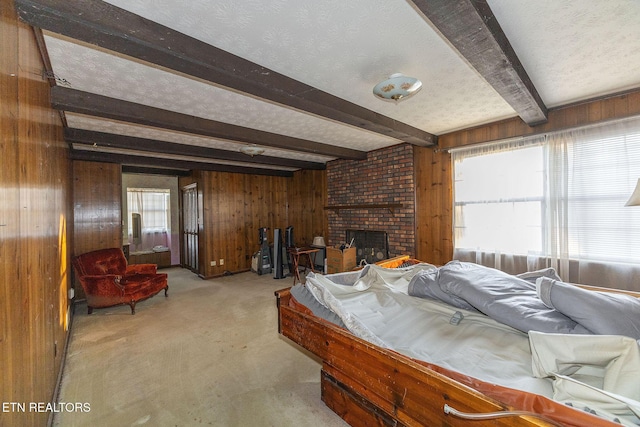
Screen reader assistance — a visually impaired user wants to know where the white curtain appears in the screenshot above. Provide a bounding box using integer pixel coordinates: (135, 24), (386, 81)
(127, 188), (171, 252)
(547, 118), (640, 289)
(452, 116), (640, 291)
(452, 135), (547, 274)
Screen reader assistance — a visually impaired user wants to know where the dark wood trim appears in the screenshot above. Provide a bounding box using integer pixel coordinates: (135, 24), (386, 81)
(16, 0), (436, 146)
(70, 149), (295, 177)
(30, 26), (69, 129)
(65, 128), (326, 170)
(439, 89), (640, 149)
(122, 165), (191, 177)
(409, 0), (548, 126)
(52, 86), (365, 160)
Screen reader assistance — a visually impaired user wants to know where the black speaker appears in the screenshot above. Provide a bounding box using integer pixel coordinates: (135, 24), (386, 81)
(257, 227), (271, 275)
(285, 226), (294, 248)
(285, 226), (294, 274)
(273, 228), (285, 279)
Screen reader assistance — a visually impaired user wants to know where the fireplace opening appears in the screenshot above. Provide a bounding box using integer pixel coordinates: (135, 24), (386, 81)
(345, 230), (389, 264)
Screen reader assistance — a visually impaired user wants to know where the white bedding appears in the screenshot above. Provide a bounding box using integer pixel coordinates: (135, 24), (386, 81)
(304, 264), (640, 426)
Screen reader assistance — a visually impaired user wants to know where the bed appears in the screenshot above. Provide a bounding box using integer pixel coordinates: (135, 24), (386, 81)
(275, 256), (640, 427)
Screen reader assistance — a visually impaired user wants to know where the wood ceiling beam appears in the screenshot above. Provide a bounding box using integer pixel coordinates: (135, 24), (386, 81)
(16, 0), (436, 146)
(52, 87), (365, 160)
(70, 150), (294, 177)
(121, 165), (192, 177)
(65, 128), (326, 171)
(409, 0), (548, 126)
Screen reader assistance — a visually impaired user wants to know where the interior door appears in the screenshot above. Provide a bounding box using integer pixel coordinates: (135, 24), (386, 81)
(182, 183), (199, 272)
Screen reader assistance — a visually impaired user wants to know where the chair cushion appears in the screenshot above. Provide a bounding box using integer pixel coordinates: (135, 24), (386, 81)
(75, 248), (127, 276)
(121, 274), (168, 298)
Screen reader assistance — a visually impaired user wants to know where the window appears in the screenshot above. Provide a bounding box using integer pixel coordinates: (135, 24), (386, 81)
(454, 145), (544, 256)
(127, 188), (171, 249)
(452, 116), (640, 280)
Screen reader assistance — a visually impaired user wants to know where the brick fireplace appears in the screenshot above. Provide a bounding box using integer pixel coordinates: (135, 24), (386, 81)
(326, 143), (416, 262)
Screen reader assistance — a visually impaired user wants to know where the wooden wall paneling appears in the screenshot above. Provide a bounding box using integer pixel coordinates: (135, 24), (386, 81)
(196, 170), (297, 278)
(287, 169), (328, 247)
(72, 161), (122, 253)
(18, 26), (47, 414)
(244, 173), (262, 267)
(1, 3), (72, 425)
(72, 160), (122, 299)
(180, 168), (328, 278)
(414, 147), (453, 266)
(200, 171), (247, 277)
(199, 171), (215, 277)
(270, 175), (288, 234)
(229, 172), (246, 273)
(1, 1), (23, 421)
(439, 89), (640, 149)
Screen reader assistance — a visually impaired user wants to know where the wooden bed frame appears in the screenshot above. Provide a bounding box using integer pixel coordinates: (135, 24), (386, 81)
(275, 256), (630, 427)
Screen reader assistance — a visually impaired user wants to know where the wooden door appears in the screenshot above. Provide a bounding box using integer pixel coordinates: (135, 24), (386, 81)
(182, 183), (199, 272)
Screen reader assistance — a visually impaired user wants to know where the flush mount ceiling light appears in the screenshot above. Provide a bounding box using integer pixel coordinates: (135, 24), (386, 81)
(239, 145), (265, 157)
(373, 73), (422, 102)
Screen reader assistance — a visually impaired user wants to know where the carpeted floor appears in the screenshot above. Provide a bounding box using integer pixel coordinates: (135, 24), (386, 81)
(53, 267), (348, 427)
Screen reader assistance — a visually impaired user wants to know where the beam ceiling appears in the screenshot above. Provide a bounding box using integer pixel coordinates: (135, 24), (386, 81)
(16, 0), (437, 146)
(52, 87), (366, 160)
(70, 150), (295, 177)
(409, 0), (548, 126)
(65, 128), (326, 171)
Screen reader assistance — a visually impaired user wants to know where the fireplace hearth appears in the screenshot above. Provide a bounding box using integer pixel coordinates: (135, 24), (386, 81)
(346, 230), (389, 264)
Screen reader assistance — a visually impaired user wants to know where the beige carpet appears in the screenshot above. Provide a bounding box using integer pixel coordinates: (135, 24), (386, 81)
(54, 268), (348, 427)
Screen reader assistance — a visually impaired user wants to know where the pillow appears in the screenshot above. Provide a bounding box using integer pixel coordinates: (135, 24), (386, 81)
(536, 277), (640, 340)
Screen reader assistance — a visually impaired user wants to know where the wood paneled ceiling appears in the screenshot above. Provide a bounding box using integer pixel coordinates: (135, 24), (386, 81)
(15, 0), (640, 176)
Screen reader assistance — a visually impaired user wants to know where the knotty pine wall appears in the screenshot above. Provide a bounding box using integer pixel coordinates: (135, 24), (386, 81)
(414, 146), (453, 266)
(72, 161), (123, 300)
(1, 3), (73, 426)
(179, 168), (326, 278)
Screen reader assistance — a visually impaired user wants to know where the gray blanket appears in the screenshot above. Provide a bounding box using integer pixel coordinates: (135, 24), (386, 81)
(408, 261), (592, 335)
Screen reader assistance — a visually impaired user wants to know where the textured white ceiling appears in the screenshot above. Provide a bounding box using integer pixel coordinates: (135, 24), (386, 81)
(488, 0), (640, 107)
(100, 0), (517, 134)
(41, 0), (640, 171)
(44, 34), (400, 151)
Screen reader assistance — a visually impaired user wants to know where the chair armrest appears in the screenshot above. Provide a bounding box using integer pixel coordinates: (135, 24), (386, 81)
(126, 264), (158, 274)
(78, 274), (126, 294)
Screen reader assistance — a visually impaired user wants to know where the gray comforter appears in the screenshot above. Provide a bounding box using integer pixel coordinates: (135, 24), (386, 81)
(409, 261), (640, 339)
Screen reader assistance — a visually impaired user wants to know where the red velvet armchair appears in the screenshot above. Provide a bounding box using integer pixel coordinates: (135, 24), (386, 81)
(72, 248), (168, 314)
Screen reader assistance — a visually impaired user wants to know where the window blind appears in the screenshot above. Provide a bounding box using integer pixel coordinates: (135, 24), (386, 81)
(453, 115), (640, 267)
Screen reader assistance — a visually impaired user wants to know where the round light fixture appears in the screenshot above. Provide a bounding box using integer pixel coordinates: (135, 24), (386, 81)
(373, 73), (422, 102)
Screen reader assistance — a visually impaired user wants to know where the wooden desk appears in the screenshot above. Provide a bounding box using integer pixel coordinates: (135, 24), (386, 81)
(287, 247), (319, 285)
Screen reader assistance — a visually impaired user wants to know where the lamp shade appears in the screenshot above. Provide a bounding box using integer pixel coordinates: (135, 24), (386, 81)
(373, 73), (422, 102)
(312, 236), (326, 247)
(625, 178), (640, 206)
